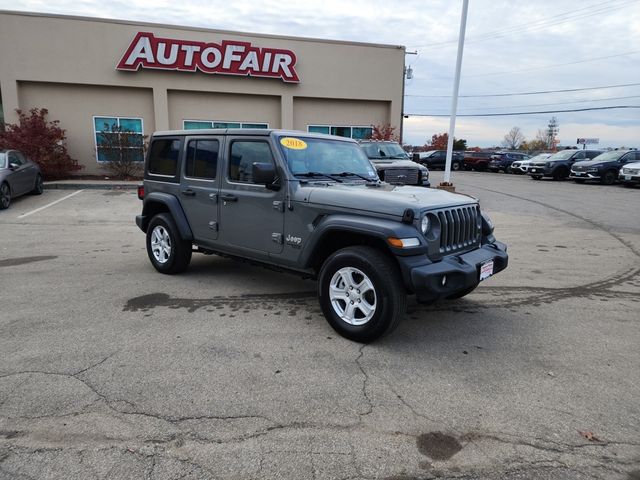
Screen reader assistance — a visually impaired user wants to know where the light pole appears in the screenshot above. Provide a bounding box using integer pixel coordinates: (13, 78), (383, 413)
(440, 0), (469, 191)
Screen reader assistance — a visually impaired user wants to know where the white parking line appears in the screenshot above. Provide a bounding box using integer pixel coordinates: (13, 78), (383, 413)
(17, 190), (85, 218)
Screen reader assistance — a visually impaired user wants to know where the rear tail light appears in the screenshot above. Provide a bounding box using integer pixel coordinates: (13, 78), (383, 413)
(137, 184), (144, 200)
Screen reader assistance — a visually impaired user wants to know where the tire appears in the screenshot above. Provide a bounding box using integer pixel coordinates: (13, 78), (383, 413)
(146, 213), (192, 274)
(31, 174), (44, 195)
(318, 246), (406, 343)
(552, 168), (568, 181)
(531, 175), (542, 180)
(602, 171), (616, 186)
(446, 285), (477, 300)
(452, 161), (461, 171)
(0, 183), (11, 210)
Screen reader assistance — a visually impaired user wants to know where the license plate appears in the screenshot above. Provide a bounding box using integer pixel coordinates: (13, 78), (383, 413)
(480, 260), (494, 281)
(625, 175), (631, 180)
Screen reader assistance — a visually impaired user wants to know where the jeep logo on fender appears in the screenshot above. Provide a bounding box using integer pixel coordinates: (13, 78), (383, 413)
(117, 32), (300, 83)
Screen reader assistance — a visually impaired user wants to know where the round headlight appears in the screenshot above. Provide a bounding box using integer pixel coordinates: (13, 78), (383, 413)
(421, 215), (430, 235)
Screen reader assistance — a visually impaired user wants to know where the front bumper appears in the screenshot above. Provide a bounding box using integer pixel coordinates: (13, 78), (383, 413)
(619, 173), (640, 185)
(528, 166), (550, 176)
(398, 241), (508, 303)
(570, 170), (600, 181)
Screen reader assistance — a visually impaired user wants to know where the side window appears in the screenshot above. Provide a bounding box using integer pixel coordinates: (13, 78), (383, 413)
(229, 141), (275, 183)
(148, 139), (181, 177)
(8, 153), (22, 166)
(185, 140), (219, 180)
(14, 152), (27, 164)
(574, 151), (585, 160)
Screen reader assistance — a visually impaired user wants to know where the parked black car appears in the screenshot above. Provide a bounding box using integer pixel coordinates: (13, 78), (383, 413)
(417, 150), (465, 170)
(0, 149), (44, 209)
(529, 149), (603, 181)
(488, 152), (530, 173)
(570, 150), (640, 185)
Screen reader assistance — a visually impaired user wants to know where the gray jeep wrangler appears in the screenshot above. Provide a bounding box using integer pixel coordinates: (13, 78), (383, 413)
(136, 129), (508, 342)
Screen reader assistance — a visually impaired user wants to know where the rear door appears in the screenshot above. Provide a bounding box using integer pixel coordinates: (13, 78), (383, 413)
(7, 152), (29, 195)
(218, 136), (285, 256)
(179, 135), (223, 243)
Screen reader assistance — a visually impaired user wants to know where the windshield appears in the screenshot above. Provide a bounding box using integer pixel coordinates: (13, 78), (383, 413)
(548, 150), (577, 160)
(361, 142), (409, 159)
(278, 136), (378, 180)
(591, 151), (625, 162)
(0, 153), (6, 169)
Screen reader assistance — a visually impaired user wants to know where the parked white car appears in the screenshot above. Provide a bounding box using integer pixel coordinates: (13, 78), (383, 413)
(509, 153), (551, 174)
(619, 161), (640, 187)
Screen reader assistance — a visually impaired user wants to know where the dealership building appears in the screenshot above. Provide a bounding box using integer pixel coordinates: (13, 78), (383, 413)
(0, 11), (405, 175)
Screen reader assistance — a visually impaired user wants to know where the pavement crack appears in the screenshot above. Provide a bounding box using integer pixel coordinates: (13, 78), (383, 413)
(355, 345), (373, 418)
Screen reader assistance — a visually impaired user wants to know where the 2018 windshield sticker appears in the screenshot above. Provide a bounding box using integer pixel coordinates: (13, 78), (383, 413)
(280, 138), (307, 150)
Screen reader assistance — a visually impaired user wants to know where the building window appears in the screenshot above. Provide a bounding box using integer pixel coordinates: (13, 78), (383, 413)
(183, 120), (268, 130)
(308, 125), (373, 139)
(94, 116), (144, 162)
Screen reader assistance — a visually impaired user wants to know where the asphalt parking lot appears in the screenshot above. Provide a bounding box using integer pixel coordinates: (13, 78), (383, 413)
(1, 172), (639, 480)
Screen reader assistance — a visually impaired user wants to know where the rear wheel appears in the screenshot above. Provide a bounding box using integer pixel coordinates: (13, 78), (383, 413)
(601, 170), (616, 185)
(318, 246), (406, 343)
(0, 183), (11, 210)
(452, 161), (461, 171)
(31, 174), (44, 195)
(146, 213), (192, 274)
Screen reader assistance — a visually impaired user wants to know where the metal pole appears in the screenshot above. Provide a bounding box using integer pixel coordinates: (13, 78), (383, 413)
(443, 0), (469, 185)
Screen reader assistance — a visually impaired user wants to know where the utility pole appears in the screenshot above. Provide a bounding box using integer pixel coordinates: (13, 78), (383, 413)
(440, 0), (469, 191)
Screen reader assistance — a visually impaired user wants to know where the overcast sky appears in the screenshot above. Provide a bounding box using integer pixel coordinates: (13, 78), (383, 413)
(2, 0), (639, 147)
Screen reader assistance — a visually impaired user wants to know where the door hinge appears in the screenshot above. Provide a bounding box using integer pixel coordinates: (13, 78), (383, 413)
(272, 201), (284, 212)
(271, 233), (283, 244)
(208, 221), (218, 231)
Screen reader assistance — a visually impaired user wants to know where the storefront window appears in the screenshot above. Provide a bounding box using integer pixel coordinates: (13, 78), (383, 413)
(94, 116), (144, 163)
(308, 125), (372, 139)
(183, 120), (268, 130)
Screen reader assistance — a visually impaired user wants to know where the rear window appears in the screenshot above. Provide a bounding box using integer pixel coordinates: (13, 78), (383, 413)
(148, 139), (181, 177)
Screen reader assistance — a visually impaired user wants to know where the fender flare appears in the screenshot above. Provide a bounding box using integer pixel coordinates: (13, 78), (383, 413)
(139, 192), (193, 241)
(298, 214), (426, 269)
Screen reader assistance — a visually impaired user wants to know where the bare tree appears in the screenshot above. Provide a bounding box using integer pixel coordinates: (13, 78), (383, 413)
(501, 126), (525, 150)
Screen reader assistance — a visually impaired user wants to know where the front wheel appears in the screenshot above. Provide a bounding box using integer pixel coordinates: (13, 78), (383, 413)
(31, 174), (44, 195)
(0, 183), (11, 210)
(601, 171), (616, 185)
(146, 213), (192, 274)
(318, 246), (406, 343)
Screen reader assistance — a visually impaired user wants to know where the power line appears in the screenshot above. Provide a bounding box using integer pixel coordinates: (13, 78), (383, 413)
(409, 0), (637, 50)
(404, 82), (640, 98)
(464, 50), (640, 78)
(455, 95), (640, 111)
(405, 105), (640, 117)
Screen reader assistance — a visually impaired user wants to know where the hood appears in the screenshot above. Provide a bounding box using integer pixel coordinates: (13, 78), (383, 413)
(370, 159), (426, 169)
(573, 159), (617, 168)
(305, 183), (475, 217)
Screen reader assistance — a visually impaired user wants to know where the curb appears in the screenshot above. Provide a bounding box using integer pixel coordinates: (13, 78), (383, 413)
(44, 183), (138, 190)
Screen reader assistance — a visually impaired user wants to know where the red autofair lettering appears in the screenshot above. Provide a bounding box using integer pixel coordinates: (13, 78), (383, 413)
(117, 32), (300, 83)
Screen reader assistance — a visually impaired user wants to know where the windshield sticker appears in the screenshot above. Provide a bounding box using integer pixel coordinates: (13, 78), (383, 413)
(280, 137), (308, 150)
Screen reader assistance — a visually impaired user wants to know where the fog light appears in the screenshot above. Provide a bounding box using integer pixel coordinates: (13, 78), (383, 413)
(441, 275), (447, 286)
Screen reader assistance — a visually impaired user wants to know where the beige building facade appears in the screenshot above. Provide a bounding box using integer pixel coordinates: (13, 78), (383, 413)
(0, 11), (405, 175)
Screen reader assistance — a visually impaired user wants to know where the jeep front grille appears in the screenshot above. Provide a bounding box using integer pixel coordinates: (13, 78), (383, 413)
(384, 168), (419, 185)
(437, 205), (481, 254)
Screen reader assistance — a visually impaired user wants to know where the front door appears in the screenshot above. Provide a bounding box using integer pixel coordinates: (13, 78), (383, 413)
(218, 137), (285, 255)
(179, 136), (222, 243)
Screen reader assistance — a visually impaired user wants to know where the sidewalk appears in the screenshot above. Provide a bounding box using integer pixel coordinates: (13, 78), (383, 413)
(44, 179), (139, 190)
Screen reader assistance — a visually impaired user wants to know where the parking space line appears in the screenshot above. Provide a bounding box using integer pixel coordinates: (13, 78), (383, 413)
(17, 190), (85, 218)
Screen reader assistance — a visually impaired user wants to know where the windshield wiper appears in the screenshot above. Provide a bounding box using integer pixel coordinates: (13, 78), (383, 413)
(331, 172), (378, 182)
(294, 172), (343, 183)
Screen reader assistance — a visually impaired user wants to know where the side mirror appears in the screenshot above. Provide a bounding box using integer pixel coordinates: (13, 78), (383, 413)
(9, 162), (19, 170)
(252, 162), (276, 186)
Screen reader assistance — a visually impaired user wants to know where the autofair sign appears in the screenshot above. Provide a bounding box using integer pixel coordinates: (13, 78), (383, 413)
(117, 32), (300, 83)
(577, 138), (599, 145)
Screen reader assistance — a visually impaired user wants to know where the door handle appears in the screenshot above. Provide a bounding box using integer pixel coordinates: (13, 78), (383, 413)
(221, 194), (238, 202)
(181, 189), (195, 197)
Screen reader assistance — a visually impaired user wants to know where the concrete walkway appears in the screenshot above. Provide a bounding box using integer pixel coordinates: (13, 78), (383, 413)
(44, 179), (139, 190)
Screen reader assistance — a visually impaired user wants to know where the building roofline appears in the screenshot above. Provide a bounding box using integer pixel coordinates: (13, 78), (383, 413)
(0, 9), (406, 51)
